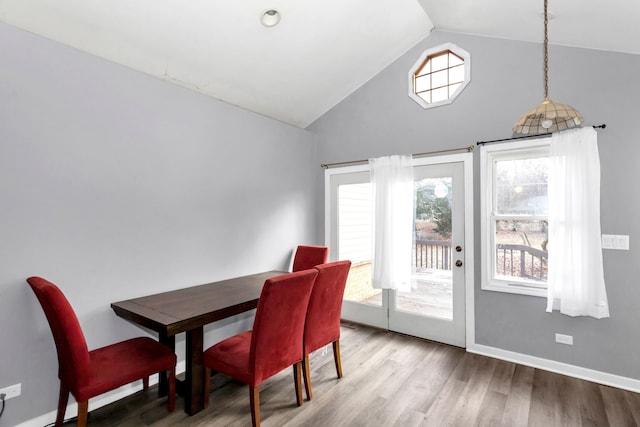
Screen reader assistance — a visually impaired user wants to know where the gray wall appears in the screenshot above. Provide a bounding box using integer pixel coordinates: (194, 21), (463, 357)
(0, 23), (319, 427)
(310, 31), (640, 380)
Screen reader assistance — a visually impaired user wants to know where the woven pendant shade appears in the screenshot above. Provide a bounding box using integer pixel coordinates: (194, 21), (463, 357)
(513, 0), (583, 135)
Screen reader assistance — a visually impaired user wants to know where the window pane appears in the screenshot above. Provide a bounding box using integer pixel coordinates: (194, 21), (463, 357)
(449, 64), (465, 84)
(417, 90), (431, 103)
(448, 83), (462, 98)
(448, 53), (464, 67)
(415, 74), (432, 93)
(431, 87), (448, 103)
(338, 183), (381, 306)
(401, 176), (454, 320)
(430, 53), (449, 72)
(495, 157), (548, 215)
(495, 219), (548, 283)
(431, 69), (448, 89)
(415, 60), (431, 77)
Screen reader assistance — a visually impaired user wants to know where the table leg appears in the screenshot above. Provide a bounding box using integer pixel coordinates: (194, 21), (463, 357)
(158, 332), (175, 397)
(185, 327), (205, 415)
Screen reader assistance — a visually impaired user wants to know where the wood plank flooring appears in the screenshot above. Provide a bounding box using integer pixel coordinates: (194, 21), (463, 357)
(67, 322), (640, 427)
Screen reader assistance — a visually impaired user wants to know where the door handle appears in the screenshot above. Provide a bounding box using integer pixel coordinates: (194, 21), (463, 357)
(455, 260), (463, 267)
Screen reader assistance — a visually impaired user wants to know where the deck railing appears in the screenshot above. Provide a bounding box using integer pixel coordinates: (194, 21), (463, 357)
(496, 244), (548, 281)
(413, 240), (548, 281)
(414, 239), (452, 271)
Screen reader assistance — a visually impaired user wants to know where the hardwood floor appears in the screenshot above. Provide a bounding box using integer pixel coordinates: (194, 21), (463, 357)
(68, 322), (640, 427)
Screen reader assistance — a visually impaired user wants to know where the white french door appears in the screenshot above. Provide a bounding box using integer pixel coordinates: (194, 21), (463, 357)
(325, 154), (472, 347)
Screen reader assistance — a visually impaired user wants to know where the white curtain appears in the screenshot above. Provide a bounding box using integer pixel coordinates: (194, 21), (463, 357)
(369, 155), (414, 292)
(546, 127), (609, 318)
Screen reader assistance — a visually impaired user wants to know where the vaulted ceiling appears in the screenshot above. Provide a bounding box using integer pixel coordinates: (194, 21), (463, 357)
(1, 0), (638, 128)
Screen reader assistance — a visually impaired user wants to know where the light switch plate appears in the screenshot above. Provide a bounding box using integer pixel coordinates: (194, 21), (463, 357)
(602, 234), (629, 250)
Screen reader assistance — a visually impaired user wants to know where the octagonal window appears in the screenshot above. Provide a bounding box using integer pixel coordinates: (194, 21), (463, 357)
(408, 43), (470, 109)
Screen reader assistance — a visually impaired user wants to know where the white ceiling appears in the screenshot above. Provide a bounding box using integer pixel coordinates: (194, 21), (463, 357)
(1, 0), (638, 128)
(419, 0), (640, 55)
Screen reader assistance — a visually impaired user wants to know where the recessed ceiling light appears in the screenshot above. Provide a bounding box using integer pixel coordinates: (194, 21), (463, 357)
(261, 9), (281, 27)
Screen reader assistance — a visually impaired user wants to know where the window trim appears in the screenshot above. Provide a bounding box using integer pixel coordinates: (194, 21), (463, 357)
(408, 42), (471, 109)
(480, 137), (551, 297)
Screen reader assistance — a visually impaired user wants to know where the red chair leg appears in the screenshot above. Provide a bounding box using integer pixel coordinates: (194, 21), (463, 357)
(76, 400), (89, 427)
(302, 355), (313, 401)
(143, 376), (149, 390)
(293, 362), (304, 406)
(249, 385), (261, 427)
(168, 367), (176, 412)
(55, 382), (69, 427)
(333, 340), (343, 379)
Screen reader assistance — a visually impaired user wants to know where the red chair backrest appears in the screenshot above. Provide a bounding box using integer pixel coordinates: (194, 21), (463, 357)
(292, 245), (328, 272)
(250, 269), (318, 384)
(303, 260), (351, 355)
(27, 277), (91, 393)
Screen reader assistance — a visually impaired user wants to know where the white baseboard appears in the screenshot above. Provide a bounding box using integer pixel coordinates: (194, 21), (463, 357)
(467, 343), (640, 393)
(17, 361), (187, 427)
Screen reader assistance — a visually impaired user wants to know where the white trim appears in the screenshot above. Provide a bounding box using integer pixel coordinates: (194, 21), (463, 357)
(462, 153), (475, 348)
(467, 343), (640, 393)
(408, 42), (471, 109)
(479, 138), (551, 297)
(325, 152), (474, 348)
(16, 361), (186, 427)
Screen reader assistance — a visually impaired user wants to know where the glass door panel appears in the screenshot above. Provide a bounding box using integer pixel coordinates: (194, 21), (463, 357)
(388, 162), (465, 346)
(395, 175), (454, 320)
(337, 181), (380, 307)
(328, 169), (387, 329)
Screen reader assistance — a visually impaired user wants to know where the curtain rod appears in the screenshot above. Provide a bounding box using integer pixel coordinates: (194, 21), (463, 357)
(320, 145), (474, 169)
(476, 124), (607, 146)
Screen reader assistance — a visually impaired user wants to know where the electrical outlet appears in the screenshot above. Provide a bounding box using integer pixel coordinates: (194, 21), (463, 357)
(555, 333), (573, 345)
(0, 383), (21, 400)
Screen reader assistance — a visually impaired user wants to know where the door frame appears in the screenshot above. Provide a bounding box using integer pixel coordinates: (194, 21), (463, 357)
(324, 152), (475, 348)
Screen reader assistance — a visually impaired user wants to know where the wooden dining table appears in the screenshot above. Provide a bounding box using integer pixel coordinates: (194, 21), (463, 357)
(110, 270), (286, 415)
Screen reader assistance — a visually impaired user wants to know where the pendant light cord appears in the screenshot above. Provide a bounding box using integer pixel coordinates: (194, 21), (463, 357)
(543, 0), (549, 99)
(513, 0), (584, 134)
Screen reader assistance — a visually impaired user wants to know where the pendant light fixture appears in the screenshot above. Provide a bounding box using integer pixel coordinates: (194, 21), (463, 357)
(513, 0), (583, 135)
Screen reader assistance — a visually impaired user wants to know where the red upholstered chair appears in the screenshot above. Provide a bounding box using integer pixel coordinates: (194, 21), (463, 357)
(292, 245), (329, 272)
(302, 260), (351, 400)
(202, 269), (318, 427)
(26, 277), (177, 427)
